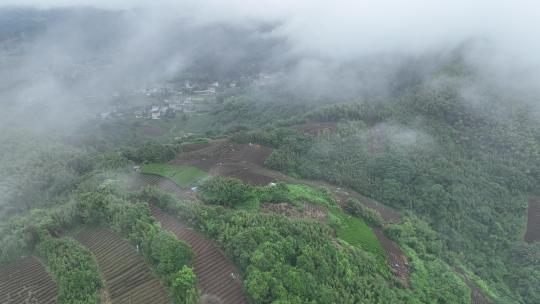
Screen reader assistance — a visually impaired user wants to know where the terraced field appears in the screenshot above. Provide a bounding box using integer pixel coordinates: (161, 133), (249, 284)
(140, 164), (208, 188)
(136, 173), (196, 200)
(150, 204), (247, 304)
(75, 228), (170, 304)
(0, 256), (58, 304)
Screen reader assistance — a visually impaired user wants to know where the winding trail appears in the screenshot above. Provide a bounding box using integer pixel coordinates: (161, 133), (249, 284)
(149, 204), (247, 304)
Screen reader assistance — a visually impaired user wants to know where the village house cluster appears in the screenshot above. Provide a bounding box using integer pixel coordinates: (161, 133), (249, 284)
(98, 73), (276, 120)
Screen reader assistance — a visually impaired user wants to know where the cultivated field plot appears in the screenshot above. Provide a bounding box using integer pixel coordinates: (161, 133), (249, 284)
(169, 139), (274, 186)
(150, 204), (247, 304)
(525, 197), (540, 243)
(75, 228), (170, 304)
(140, 163), (209, 188)
(0, 256), (58, 304)
(337, 215), (386, 260)
(135, 174), (195, 200)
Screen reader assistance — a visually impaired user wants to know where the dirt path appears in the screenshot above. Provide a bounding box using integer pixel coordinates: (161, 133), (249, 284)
(149, 204), (247, 304)
(372, 229), (410, 286)
(0, 256), (58, 304)
(525, 196), (540, 243)
(455, 268), (492, 304)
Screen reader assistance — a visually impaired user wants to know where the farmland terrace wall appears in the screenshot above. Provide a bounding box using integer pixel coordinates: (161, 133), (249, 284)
(0, 256), (58, 304)
(75, 227), (171, 304)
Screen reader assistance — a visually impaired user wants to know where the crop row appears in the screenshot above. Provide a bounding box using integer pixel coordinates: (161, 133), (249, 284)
(150, 204), (247, 304)
(75, 228), (170, 304)
(0, 256), (58, 304)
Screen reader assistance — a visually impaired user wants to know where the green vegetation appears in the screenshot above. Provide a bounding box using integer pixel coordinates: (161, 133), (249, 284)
(220, 70), (540, 302)
(346, 198), (385, 227)
(198, 177), (388, 266)
(198, 176), (252, 206)
(140, 163), (208, 187)
(37, 237), (103, 304)
(3, 54), (540, 303)
(162, 201), (398, 303)
(0, 176), (198, 304)
(336, 214), (386, 264)
(77, 185), (198, 304)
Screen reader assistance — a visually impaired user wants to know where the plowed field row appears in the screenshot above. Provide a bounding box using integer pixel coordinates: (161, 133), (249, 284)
(150, 205), (247, 304)
(0, 256), (58, 304)
(75, 228), (170, 304)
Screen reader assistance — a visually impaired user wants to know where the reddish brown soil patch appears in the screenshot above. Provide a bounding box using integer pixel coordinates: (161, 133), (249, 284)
(181, 142), (212, 152)
(455, 268), (492, 304)
(261, 203), (328, 222)
(525, 197), (540, 243)
(209, 163), (274, 186)
(292, 122), (337, 137)
(139, 124), (168, 137)
(75, 228), (170, 304)
(0, 256), (58, 304)
(170, 140), (274, 186)
(170, 140), (272, 169)
(150, 204), (247, 304)
(373, 229), (410, 287)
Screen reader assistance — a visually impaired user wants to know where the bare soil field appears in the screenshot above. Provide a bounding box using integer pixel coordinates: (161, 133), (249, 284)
(292, 122), (337, 137)
(75, 228), (170, 304)
(150, 204), (247, 304)
(181, 142), (212, 152)
(525, 196), (540, 243)
(169, 139), (274, 186)
(0, 256), (58, 304)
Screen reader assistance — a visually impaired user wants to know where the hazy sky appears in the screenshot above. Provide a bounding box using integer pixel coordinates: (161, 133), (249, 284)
(1, 1), (538, 55)
(1, 0), (539, 129)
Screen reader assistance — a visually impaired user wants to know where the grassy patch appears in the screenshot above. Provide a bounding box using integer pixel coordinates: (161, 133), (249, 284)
(286, 184), (338, 210)
(405, 247), (470, 303)
(336, 214), (386, 262)
(141, 163), (209, 188)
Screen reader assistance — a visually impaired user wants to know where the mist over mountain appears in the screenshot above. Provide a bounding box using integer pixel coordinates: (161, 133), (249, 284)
(0, 2), (539, 304)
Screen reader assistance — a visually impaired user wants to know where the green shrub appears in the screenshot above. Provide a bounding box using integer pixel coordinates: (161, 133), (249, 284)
(259, 182), (289, 203)
(138, 186), (177, 209)
(172, 266), (198, 304)
(346, 198), (385, 227)
(123, 141), (177, 164)
(150, 230), (194, 278)
(199, 177), (253, 207)
(37, 237), (102, 304)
